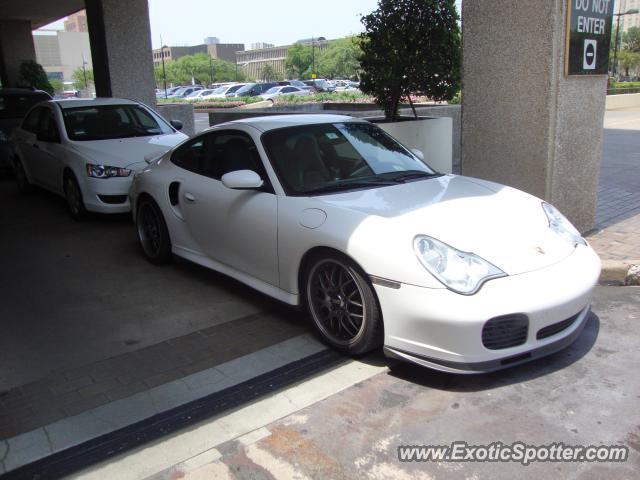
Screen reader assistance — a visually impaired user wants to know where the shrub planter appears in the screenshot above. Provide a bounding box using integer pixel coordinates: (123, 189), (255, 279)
(367, 116), (453, 173)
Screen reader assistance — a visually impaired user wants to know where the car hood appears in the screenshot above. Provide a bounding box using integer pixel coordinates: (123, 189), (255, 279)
(69, 132), (187, 170)
(316, 175), (576, 276)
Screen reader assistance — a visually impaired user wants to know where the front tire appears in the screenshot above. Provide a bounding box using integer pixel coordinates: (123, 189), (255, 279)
(303, 253), (383, 356)
(63, 173), (88, 220)
(136, 197), (172, 264)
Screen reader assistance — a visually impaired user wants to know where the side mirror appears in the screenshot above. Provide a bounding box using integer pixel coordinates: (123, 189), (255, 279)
(411, 148), (425, 161)
(170, 120), (183, 131)
(221, 170), (264, 190)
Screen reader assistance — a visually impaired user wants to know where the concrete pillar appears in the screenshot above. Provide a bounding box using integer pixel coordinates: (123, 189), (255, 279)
(461, 1), (607, 232)
(85, 0), (156, 107)
(0, 20), (37, 87)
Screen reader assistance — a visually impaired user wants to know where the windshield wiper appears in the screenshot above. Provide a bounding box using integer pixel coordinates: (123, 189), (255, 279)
(386, 171), (443, 183)
(304, 179), (398, 195)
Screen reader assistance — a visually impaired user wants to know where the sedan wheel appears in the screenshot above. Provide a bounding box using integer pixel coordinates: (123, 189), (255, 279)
(305, 255), (383, 355)
(136, 198), (172, 264)
(63, 174), (87, 220)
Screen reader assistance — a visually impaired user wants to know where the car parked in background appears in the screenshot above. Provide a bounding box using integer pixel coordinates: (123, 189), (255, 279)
(167, 86), (203, 99)
(203, 83), (246, 99)
(0, 88), (52, 169)
(260, 86), (310, 101)
(304, 79), (336, 93)
(231, 82), (279, 97)
(11, 98), (188, 218)
(156, 86), (182, 98)
(185, 89), (215, 101)
(130, 114), (600, 373)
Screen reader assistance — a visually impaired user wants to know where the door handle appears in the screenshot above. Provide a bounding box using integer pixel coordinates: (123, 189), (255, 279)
(184, 192), (196, 202)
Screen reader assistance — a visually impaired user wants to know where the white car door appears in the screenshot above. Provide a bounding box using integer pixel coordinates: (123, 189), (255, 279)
(175, 129), (279, 286)
(13, 106), (45, 184)
(32, 107), (65, 192)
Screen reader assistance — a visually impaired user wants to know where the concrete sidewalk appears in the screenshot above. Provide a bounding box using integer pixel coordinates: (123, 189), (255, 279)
(86, 286), (639, 480)
(586, 109), (640, 282)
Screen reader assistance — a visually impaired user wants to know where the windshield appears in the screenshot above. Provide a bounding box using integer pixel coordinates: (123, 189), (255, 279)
(265, 87), (280, 94)
(212, 86), (226, 94)
(227, 84), (244, 94)
(262, 122), (437, 195)
(0, 93), (50, 119)
(62, 104), (173, 141)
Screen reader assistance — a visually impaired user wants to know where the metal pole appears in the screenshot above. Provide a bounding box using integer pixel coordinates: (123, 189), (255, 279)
(160, 35), (168, 99)
(613, 13), (621, 78)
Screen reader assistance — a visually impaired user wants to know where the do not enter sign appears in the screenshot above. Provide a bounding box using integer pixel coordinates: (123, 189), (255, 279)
(566, 0), (614, 75)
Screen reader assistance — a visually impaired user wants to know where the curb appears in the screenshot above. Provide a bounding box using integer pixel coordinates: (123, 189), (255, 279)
(599, 260), (640, 286)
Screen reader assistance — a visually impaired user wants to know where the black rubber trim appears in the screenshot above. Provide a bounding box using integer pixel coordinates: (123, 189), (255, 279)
(2, 349), (344, 480)
(385, 306), (590, 373)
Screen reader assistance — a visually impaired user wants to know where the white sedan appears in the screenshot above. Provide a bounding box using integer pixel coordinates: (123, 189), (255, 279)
(260, 86), (310, 101)
(11, 98), (188, 218)
(130, 114), (600, 373)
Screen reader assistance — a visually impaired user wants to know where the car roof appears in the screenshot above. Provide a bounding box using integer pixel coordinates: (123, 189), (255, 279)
(0, 88), (50, 96)
(52, 98), (141, 109)
(225, 114), (366, 132)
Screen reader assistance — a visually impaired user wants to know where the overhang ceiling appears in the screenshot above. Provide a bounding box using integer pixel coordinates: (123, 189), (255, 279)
(0, 0), (85, 29)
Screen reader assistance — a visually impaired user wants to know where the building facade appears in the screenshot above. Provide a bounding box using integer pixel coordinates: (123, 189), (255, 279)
(63, 10), (88, 32)
(619, 0), (640, 32)
(236, 39), (329, 80)
(33, 30), (92, 83)
(152, 42), (245, 68)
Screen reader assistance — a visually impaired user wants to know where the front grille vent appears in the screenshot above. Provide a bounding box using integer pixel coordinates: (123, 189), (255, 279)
(482, 314), (529, 350)
(536, 312), (581, 340)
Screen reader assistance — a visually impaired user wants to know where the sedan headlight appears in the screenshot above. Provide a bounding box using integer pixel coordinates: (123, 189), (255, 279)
(414, 235), (506, 295)
(542, 202), (586, 246)
(86, 164), (131, 179)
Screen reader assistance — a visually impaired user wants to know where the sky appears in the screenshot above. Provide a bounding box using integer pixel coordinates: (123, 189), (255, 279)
(39, 0), (464, 48)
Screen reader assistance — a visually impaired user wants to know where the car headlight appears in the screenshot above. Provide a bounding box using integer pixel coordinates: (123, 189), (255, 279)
(86, 164), (131, 178)
(542, 202), (586, 247)
(414, 235), (506, 295)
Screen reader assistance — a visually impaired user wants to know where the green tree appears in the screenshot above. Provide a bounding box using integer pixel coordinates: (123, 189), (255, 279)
(285, 44), (313, 79)
(18, 60), (53, 95)
(618, 49), (640, 76)
(317, 37), (362, 79)
(162, 53), (244, 86)
(358, 0), (461, 121)
(72, 67), (94, 89)
(50, 79), (63, 94)
(260, 64), (277, 81)
(623, 26), (640, 52)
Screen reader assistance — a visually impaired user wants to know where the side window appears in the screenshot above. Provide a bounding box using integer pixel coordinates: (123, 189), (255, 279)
(22, 107), (43, 133)
(37, 109), (60, 142)
(170, 136), (206, 173)
(202, 130), (264, 180)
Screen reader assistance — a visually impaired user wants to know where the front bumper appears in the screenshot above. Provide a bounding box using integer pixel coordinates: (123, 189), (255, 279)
(80, 175), (134, 213)
(374, 244), (600, 373)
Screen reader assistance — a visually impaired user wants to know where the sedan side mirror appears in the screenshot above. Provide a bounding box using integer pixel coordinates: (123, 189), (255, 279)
(221, 170), (264, 190)
(411, 148), (425, 161)
(170, 120), (183, 131)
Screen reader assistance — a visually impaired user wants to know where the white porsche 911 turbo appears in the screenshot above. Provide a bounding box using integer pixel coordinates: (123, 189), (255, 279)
(130, 114), (601, 373)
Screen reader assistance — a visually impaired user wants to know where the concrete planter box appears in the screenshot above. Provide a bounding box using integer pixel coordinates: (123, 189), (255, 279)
(369, 116), (453, 173)
(156, 103), (195, 136)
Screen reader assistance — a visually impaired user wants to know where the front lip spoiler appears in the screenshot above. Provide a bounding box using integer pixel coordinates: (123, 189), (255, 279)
(384, 305), (591, 374)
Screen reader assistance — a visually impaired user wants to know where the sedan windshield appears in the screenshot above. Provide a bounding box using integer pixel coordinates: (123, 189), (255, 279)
(265, 87), (280, 94)
(262, 122), (439, 195)
(62, 104), (173, 141)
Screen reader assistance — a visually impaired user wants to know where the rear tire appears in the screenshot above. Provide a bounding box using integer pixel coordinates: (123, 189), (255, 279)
(63, 173), (88, 220)
(136, 197), (172, 264)
(303, 252), (383, 356)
